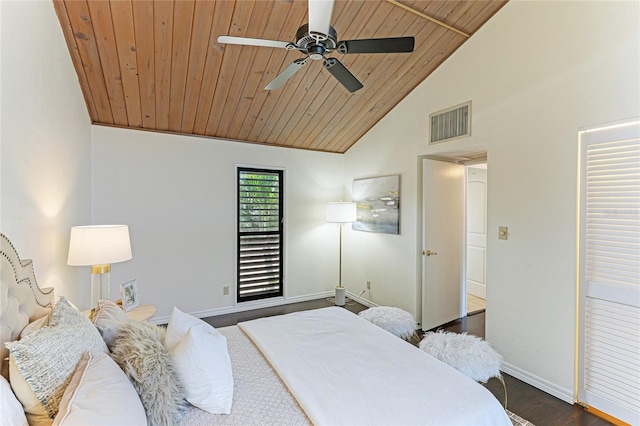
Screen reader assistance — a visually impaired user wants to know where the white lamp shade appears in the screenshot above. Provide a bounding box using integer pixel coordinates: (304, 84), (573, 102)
(67, 225), (132, 266)
(326, 202), (357, 223)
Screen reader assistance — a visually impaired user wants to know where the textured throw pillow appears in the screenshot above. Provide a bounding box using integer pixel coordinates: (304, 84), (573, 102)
(110, 320), (185, 425)
(170, 322), (234, 414)
(0, 375), (28, 426)
(53, 352), (146, 426)
(7, 297), (108, 425)
(91, 299), (131, 348)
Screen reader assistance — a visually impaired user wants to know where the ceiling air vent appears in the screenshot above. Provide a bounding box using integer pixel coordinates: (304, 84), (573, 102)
(429, 101), (471, 144)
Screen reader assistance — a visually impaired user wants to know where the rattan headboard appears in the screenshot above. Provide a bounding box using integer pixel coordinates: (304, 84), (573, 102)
(0, 233), (54, 379)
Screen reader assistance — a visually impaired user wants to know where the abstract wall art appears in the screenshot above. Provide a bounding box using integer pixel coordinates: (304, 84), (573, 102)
(352, 175), (400, 234)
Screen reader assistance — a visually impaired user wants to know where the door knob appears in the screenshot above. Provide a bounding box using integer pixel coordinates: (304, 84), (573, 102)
(424, 250), (438, 256)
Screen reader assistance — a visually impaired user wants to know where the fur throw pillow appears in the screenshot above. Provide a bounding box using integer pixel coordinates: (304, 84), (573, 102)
(419, 331), (502, 383)
(110, 320), (186, 425)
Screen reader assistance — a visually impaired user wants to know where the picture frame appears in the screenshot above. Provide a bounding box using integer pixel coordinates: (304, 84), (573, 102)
(120, 279), (139, 312)
(352, 175), (401, 235)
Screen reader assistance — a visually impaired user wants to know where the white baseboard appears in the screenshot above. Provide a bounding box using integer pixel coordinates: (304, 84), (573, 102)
(151, 291), (336, 324)
(345, 291), (377, 308)
(152, 290), (379, 325)
(466, 281), (486, 299)
(501, 362), (575, 404)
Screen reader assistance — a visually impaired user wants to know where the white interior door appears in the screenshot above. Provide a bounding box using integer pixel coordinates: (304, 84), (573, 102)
(421, 159), (464, 331)
(466, 166), (487, 299)
(578, 121), (640, 425)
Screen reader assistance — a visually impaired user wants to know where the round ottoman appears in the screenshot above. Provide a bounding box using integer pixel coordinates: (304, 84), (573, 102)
(358, 306), (416, 340)
(420, 330), (507, 408)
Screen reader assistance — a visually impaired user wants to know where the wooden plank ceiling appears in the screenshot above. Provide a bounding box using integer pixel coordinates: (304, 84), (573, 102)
(53, 0), (507, 153)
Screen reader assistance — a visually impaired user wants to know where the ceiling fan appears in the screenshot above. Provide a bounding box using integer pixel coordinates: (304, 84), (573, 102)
(217, 0), (415, 93)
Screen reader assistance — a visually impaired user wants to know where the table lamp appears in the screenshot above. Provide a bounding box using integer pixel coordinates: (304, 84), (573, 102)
(326, 202), (356, 306)
(67, 225), (132, 309)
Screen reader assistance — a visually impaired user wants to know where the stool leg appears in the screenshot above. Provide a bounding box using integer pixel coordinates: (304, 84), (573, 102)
(496, 374), (508, 410)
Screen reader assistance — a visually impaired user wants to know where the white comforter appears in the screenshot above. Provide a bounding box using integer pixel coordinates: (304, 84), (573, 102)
(239, 307), (511, 426)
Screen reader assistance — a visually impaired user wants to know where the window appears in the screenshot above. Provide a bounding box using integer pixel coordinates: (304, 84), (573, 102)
(237, 167), (283, 302)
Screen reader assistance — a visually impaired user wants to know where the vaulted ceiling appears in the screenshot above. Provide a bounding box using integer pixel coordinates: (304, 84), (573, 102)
(52, 0), (507, 153)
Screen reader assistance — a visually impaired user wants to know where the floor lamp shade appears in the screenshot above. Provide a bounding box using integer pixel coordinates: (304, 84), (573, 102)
(326, 202), (357, 223)
(326, 202), (356, 307)
(67, 225), (132, 309)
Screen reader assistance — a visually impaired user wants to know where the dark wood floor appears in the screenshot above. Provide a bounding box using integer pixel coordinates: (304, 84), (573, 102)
(431, 312), (611, 426)
(202, 298), (611, 426)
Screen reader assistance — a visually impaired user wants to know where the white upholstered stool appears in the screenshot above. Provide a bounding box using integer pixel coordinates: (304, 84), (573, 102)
(358, 306), (416, 340)
(420, 331), (507, 408)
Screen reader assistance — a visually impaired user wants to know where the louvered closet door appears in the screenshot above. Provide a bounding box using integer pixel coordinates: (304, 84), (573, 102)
(578, 121), (640, 425)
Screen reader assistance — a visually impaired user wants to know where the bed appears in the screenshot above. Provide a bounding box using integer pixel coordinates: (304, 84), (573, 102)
(1, 233), (511, 425)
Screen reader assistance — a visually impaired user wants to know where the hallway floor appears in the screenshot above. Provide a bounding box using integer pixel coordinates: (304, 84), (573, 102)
(467, 293), (486, 313)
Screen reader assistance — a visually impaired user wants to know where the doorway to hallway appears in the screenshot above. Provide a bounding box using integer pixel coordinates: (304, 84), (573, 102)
(420, 153), (488, 331)
(466, 163), (487, 314)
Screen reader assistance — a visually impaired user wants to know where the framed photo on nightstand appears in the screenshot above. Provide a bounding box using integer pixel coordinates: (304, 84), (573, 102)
(120, 279), (140, 312)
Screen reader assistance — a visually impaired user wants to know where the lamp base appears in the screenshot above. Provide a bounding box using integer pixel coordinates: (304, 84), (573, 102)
(335, 286), (345, 306)
(90, 265), (111, 309)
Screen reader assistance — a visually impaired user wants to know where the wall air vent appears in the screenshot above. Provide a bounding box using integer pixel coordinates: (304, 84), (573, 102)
(429, 101), (471, 144)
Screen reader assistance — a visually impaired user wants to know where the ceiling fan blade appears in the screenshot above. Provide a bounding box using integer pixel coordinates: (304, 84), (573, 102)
(337, 37), (415, 54)
(217, 36), (292, 50)
(323, 58), (363, 93)
(308, 0), (335, 37)
(265, 58), (308, 90)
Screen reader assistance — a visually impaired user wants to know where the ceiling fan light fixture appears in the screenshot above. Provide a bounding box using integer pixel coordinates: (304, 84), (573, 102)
(308, 45), (326, 61)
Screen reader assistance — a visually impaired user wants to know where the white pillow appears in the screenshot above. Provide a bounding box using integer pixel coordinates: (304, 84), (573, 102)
(53, 352), (146, 426)
(20, 314), (49, 338)
(171, 326), (234, 414)
(165, 307), (234, 414)
(0, 375), (28, 426)
(8, 357), (47, 425)
(164, 306), (206, 351)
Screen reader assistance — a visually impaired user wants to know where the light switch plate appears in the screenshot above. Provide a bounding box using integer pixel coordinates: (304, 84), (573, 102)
(498, 226), (508, 240)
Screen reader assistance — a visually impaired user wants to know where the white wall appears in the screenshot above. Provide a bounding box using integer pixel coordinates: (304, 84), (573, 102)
(0, 0), (92, 301)
(343, 0), (639, 402)
(92, 126), (345, 320)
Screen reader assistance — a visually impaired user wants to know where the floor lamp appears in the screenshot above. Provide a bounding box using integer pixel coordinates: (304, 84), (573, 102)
(67, 225), (133, 311)
(326, 202), (357, 306)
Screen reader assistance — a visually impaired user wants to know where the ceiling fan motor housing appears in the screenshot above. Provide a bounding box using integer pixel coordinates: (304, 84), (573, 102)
(296, 24), (337, 60)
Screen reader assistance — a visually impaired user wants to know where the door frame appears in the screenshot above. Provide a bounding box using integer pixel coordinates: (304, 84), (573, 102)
(416, 152), (488, 330)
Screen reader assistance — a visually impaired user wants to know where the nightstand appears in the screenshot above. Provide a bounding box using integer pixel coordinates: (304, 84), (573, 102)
(83, 303), (157, 322)
(124, 304), (156, 321)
